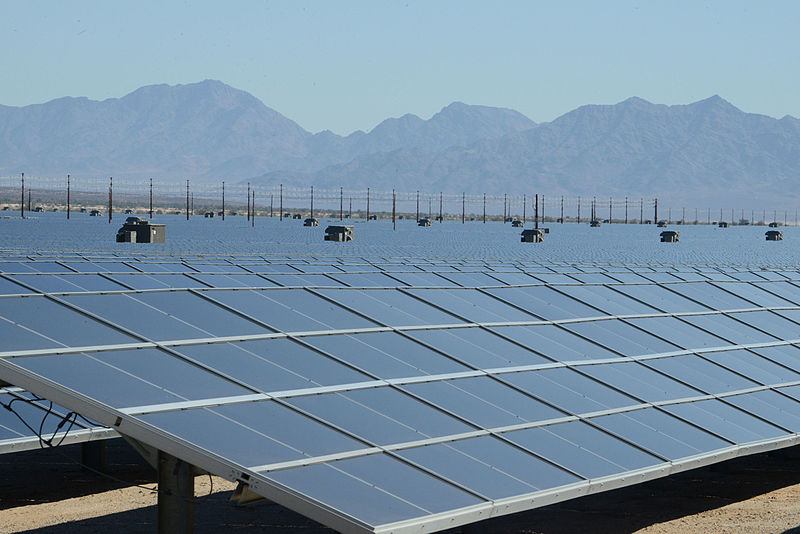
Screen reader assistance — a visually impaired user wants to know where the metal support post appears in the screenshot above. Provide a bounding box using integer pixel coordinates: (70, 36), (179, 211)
(81, 440), (107, 473)
(158, 451), (194, 534)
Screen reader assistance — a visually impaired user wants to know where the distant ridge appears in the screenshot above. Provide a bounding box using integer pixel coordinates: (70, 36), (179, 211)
(257, 94), (800, 207)
(2, 81), (799, 207)
(0, 80), (534, 182)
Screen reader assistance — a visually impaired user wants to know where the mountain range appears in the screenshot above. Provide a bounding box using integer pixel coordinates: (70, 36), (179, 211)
(2, 80), (799, 207)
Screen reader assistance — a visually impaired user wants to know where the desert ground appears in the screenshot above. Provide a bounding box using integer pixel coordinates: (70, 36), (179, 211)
(2, 439), (800, 533)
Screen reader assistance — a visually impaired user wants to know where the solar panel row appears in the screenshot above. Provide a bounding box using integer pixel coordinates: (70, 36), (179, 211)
(3, 256), (800, 532)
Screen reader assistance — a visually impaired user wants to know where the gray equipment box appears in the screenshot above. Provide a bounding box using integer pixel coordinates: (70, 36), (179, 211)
(324, 225), (354, 242)
(116, 217), (166, 243)
(766, 230), (783, 241)
(660, 230), (680, 242)
(521, 229), (545, 243)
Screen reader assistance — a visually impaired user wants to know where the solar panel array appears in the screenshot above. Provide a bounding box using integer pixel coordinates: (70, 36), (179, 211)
(3, 254), (800, 533)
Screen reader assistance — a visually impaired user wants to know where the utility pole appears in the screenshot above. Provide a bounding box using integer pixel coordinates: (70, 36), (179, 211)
(416, 190), (420, 222)
(186, 180), (189, 221)
(535, 194), (539, 229)
(20, 173), (24, 218)
(310, 186), (314, 218)
(560, 196), (564, 223)
(483, 193), (486, 223)
(542, 195), (545, 222)
(279, 184), (283, 221)
(439, 191), (443, 223)
(66, 175), (70, 220)
(523, 194), (526, 224)
(247, 182), (251, 221)
(340, 187), (343, 221)
(462, 192), (465, 224)
(149, 179), (153, 219)
(222, 181), (225, 221)
(366, 188), (370, 221)
(392, 189), (396, 231)
(108, 177), (113, 223)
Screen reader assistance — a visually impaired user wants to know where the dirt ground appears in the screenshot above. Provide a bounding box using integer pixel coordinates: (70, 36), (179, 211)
(2, 439), (800, 533)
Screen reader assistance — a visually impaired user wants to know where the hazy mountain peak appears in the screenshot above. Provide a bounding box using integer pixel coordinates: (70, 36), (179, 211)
(0, 79), (311, 180)
(438, 101), (469, 112)
(687, 94), (738, 113)
(120, 79), (262, 111)
(619, 96), (653, 106)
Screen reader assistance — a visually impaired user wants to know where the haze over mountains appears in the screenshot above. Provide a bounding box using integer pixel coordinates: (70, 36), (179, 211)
(2, 80), (799, 207)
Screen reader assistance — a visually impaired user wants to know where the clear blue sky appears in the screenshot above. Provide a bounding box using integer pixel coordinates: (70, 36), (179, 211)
(2, 0), (798, 134)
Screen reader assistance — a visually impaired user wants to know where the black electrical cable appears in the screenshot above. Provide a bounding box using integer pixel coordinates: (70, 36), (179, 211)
(1, 397), (42, 437)
(1, 395), (217, 501)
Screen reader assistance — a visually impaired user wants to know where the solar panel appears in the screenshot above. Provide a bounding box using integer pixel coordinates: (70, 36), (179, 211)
(4, 255), (800, 532)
